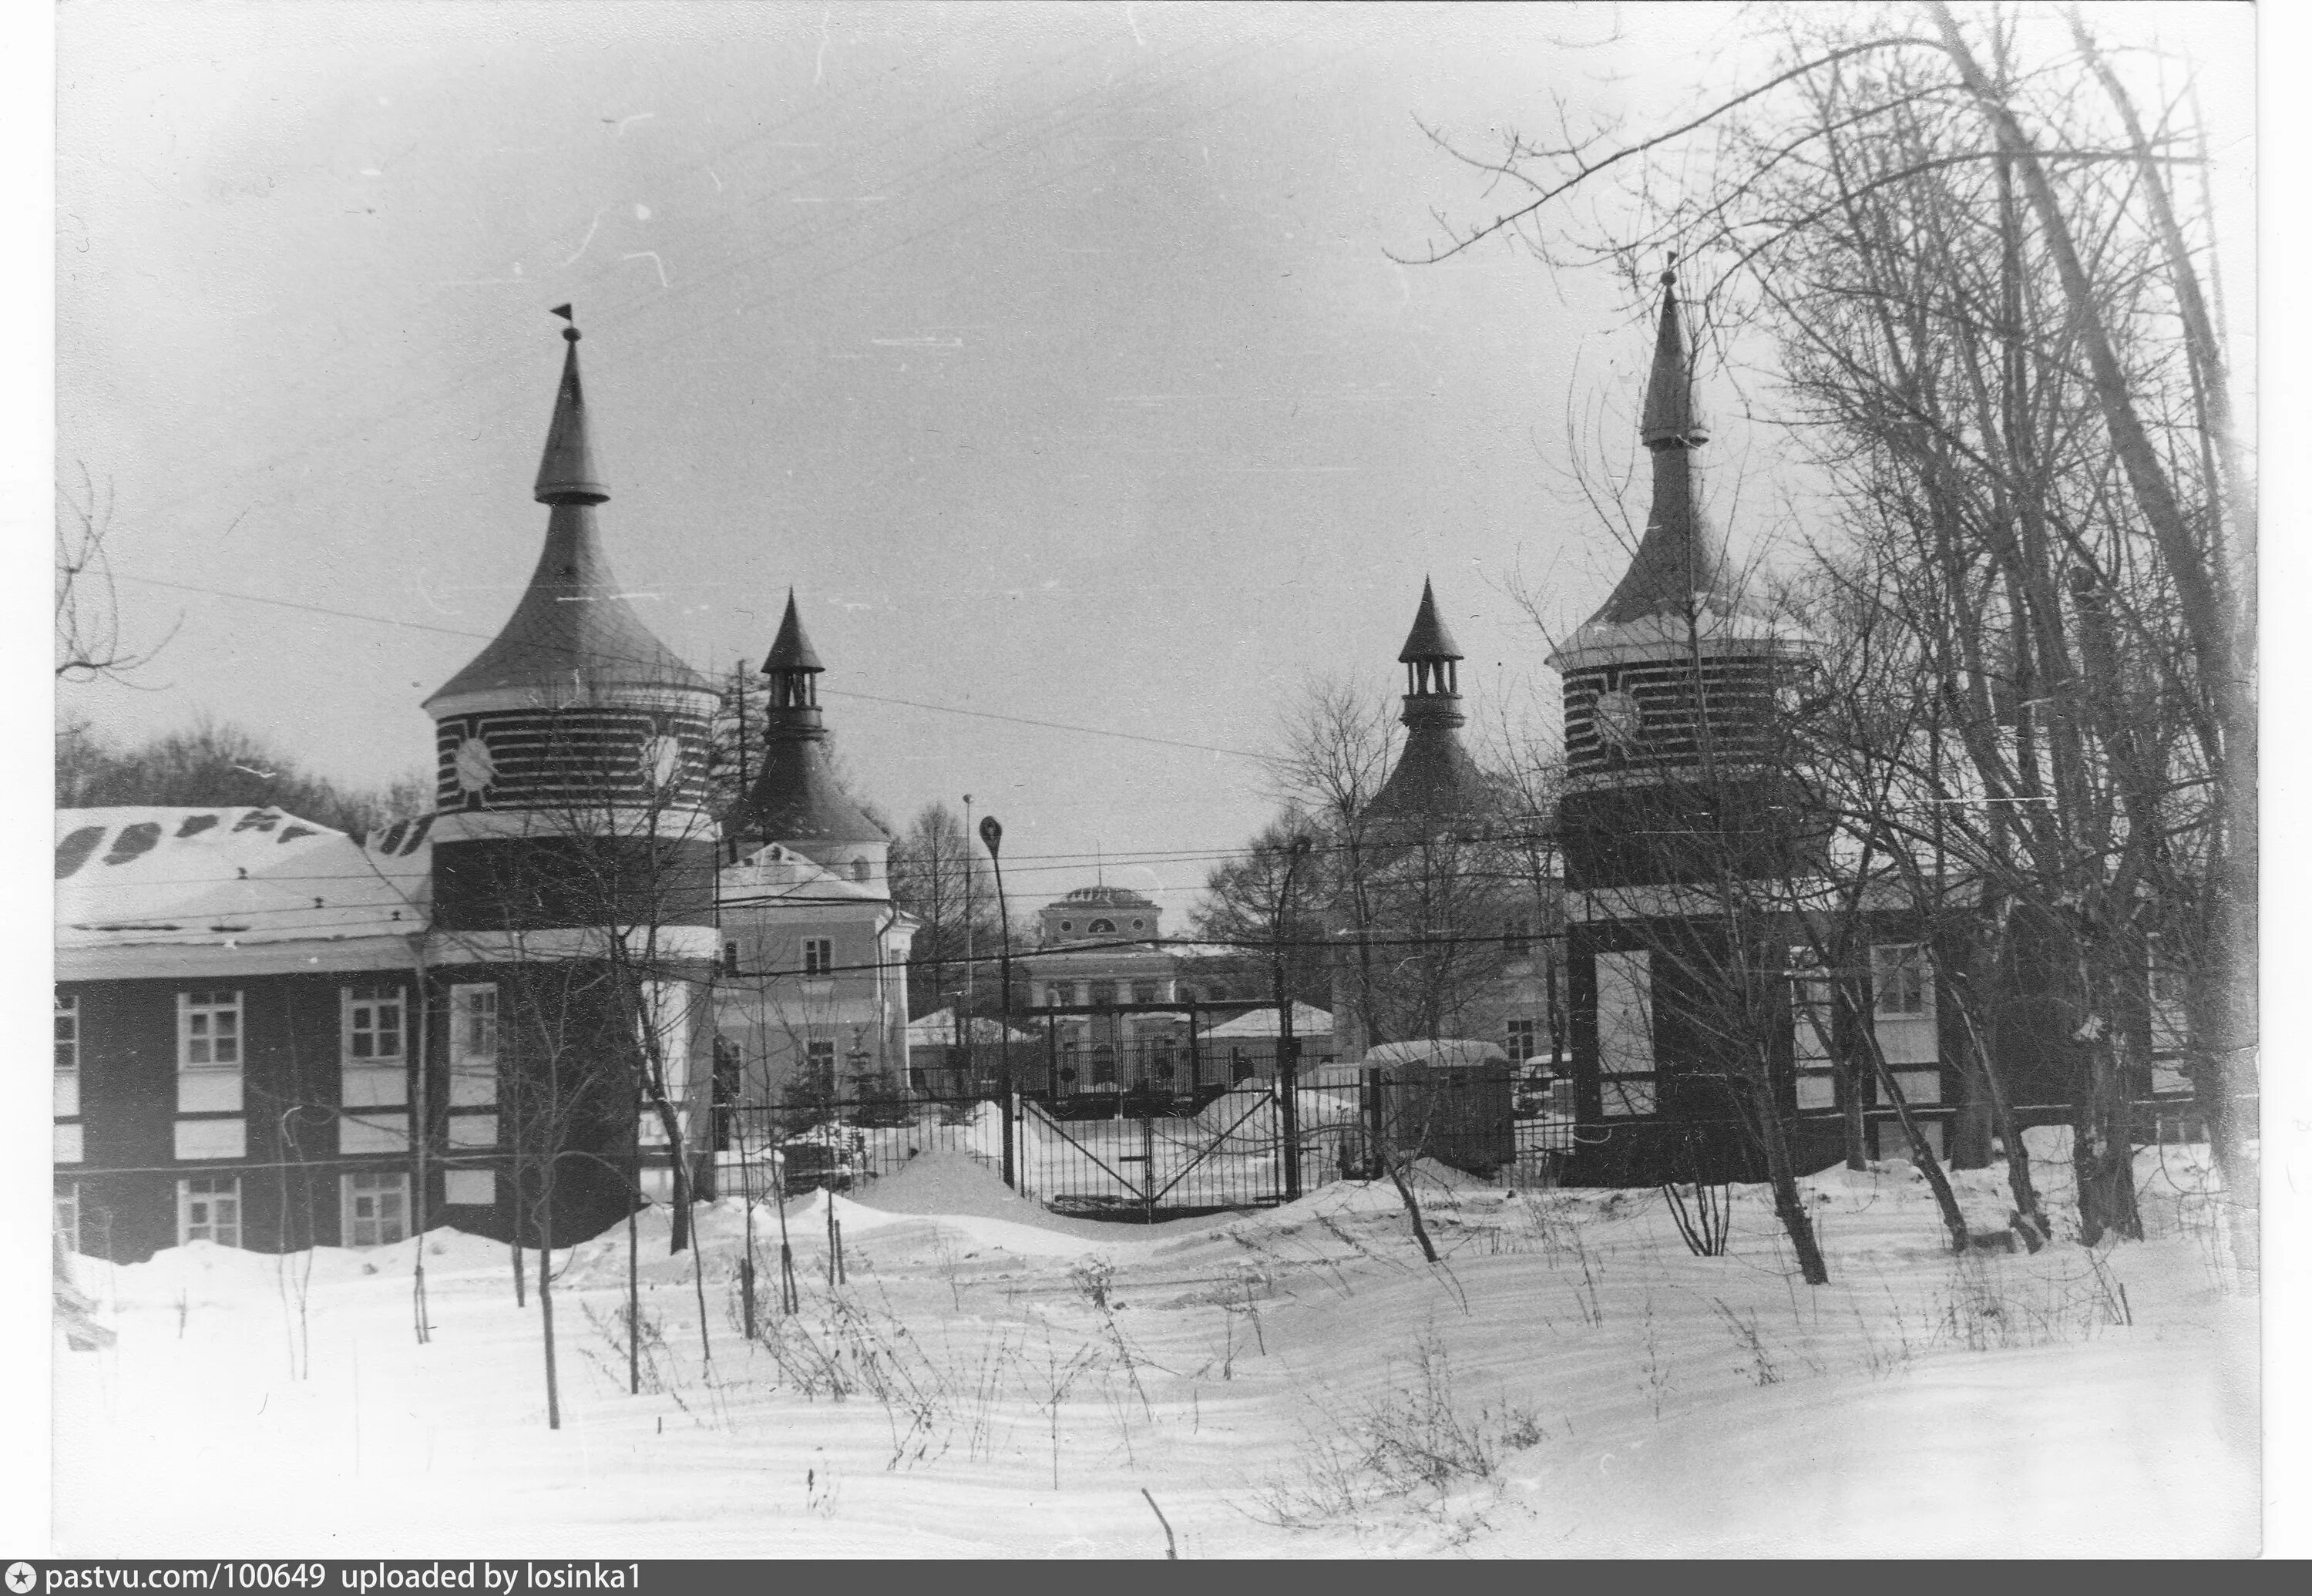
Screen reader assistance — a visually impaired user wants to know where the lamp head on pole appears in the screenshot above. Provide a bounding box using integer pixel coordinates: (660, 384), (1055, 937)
(979, 815), (1003, 857)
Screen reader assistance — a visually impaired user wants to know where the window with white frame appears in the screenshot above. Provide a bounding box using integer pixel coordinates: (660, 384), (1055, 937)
(805, 1038), (836, 1086)
(802, 938), (834, 976)
(54, 991), (80, 1119)
(449, 983), (499, 1107)
(1789, 948), (1839, 1110)
(55, 1183), (80, 1254)
(177, 990), (244, 1113)
(1595, 950), (1656, 1117)
(341, 1171), (411, 1247)
(1869, 943), (1941, 1094)
(341, 983), (408, 1107)
(178, 1175), (241, 1248)
(180, 989), (242, 1067)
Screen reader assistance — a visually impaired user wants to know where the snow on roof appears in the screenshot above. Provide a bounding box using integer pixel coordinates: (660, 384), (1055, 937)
(54, 807), (432, 951)
(1202, 1001), (1334, 1039)
(718, 842), (888, 906)
(906, 1007), (1037, 1045)
(1360, 1038), (1507, 1069)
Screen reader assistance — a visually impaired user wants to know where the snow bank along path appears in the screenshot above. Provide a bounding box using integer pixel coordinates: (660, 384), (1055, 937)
(53, 1137), (2258, 1557)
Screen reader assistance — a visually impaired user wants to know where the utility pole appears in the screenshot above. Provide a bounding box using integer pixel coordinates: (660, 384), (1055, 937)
(1275, 835), (1312, 1201)
(980, 815), (1014, 1189)
(961, 794), (976, 1064)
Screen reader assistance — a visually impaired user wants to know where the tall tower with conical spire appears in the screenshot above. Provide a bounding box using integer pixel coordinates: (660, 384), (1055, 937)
(418, 311), (723, 1242)
(1547, 269), (1820, 1185)
(731, 590), (889, 881)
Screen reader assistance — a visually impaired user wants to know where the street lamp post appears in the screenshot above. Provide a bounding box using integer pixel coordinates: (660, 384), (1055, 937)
(1275, 835), (1312, 1201)
(979, 815), (1015, 1191)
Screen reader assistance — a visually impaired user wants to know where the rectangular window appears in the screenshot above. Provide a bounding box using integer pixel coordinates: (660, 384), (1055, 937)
(1595, 949), (1655, 1117)
(805, 1039), (836, 1084)
(1131, 982), (1158, 1005)
(340, 994), (408, 1112)
(1047, 983), (1075, 1008)
(449, 983), (499, 1107)
(54, 1124), (85, 1164)
(55, 993), (80, 1118)
(443, 1169), (496, 1207)
(341, 1171), (411, 1248)
(1505, 1017), (1539, 1060)
(173, 1118), (246, 1161)
(342, 983), (405, 1062)
(1088, 981), (1117, 1007)
(1503, 919), (1532, 956)
(801, 938), (834, 976)
(180, 990), (243, 1067)
(722, 941), (741, 976)
(178, 990), (244, 1113)
(1789, 947), (1839, 1110)
(177, 1176), (241, 1248)
(1870, 945), (1937, 1067)
(55, 1184), (80, 1254)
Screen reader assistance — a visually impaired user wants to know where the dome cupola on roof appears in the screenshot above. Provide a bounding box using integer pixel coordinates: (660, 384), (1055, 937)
(426, 310), (712, 716)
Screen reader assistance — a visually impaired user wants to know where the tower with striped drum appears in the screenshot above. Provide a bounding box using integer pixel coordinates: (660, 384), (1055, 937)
(420, 309), (722, 1242)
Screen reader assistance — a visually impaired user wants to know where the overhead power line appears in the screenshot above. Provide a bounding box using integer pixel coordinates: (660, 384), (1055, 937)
(107, 570), (1271, 762)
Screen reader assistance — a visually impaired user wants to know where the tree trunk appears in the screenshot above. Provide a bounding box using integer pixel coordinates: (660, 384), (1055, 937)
(1748, 1074), (1830, 1285)
(1383, 1150), (1440, 1266)
(1860, 1028), (1970, 1252)
(537, 1191), (561, 1430)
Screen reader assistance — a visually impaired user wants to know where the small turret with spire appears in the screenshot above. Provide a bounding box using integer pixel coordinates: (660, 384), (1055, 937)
(734, 590), (888, 879)
(1362, 577), (1490, 833)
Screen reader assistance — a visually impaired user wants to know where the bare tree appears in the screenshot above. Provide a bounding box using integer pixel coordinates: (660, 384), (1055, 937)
(1414, 3), (2250, 1250)
(55, 467), (176, 684)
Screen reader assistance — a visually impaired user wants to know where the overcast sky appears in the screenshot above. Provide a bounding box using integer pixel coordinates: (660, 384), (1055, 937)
(54, 1), (2253, 919)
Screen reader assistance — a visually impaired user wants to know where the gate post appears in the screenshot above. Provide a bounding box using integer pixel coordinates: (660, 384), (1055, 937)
(1002, 1088), (1017, 1191)
(1364, 1066), (1386, 1180)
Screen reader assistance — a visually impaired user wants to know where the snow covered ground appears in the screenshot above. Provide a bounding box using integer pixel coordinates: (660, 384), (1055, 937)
(54, 1133), (2259, 1557)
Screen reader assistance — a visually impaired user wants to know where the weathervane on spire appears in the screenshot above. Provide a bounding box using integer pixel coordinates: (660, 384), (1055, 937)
(551, 302), (580, 342)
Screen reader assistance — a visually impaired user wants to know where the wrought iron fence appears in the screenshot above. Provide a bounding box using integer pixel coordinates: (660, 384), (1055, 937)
(710, 1062), (1570, 1220)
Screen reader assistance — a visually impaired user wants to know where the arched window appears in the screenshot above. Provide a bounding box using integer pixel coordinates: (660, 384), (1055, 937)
(1088, 918), (1115, 935)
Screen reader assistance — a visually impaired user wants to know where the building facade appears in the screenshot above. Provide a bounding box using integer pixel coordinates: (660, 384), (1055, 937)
(58, 316), (727, 1260)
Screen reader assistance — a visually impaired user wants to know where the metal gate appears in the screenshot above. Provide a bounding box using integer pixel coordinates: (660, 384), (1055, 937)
(1015, 1087), (1288, 1221)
